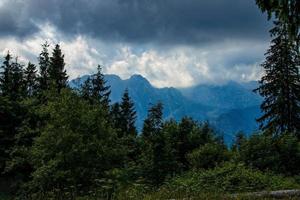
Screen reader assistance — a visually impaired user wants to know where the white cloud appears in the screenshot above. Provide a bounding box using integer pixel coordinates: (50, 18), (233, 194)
(0, 23), (266, 88)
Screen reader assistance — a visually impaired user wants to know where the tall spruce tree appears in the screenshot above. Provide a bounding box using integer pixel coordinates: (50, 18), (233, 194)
(110, 102), (121, 131)
(24, 62), (38, 97)
(0, 97), (13, 174)
(140, 102), (168, 184)
(11, 59), (26, 100)
(80, 77), (93, 102)
(49, 44), (68, 92)
(176, 117), (195, 170)
(255, 21), (300, 136)
(0, 54), (25, 177)
(119, 89), (137, 137)
(0, 54), (25, 101)
(91, 65), (111, 109)
(0, 52), (13, 97)
(38, 42), (50, 91)
(142, 102), (163, 139)
(256, 0), (299, 40)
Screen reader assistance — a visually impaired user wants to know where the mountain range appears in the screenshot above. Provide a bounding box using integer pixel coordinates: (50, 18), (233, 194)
(70, 74), (262, 144)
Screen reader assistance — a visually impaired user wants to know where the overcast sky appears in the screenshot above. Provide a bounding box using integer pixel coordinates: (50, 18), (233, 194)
(0, 0), (271, 88)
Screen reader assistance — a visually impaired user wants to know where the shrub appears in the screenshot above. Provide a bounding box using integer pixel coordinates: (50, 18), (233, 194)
(187, 143), (230, 169)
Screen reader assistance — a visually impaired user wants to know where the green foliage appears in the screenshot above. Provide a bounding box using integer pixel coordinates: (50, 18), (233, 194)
(187, 143), (230, 169)
(26, 89), (123, 197)
(115, 163), (300, 200)
(0, 96), (14, 173)
(91, 65), (111, 109)
(48, 44), (68, 93)
(139, 103), (167, 185)
(24, 62), (38, 97)
(236, 133), (300, 176)
(254, 21), (300, 136)
(38, 42), (50, 91)
(256, 0), (300, 40)
(3, 97), (41, 191)
(160, 163), (299, 194)
(0, 53), (26, 100)
(80, 65), (111, 112)
(118, 89), (137, 137)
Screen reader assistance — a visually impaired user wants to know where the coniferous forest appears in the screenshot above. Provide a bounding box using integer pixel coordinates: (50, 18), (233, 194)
(0, 0), (299, 199)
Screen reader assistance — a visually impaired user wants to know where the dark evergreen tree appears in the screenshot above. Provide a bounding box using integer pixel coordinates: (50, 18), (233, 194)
(119, 89), (137, 137)
(0, 52), (13, 97)
(10, 59), (26, 100)
(256, 0), (299, 40)
(110, 102), (121, 131)
(176, 117), (195, 170)
(49, 44), (68, 92)
(254, 21), (300, 136)
(91, 65), (111, 109)
(142, 102), (163, 139)
(0, 54), (25, 181)
(38, 42), (50, 91)
(24, 62), (38, 97)
(140, 102), (168, 184)
(26, 90), (123, 197)
(80, 77), (93, 102)
(0, 96), (13, 174)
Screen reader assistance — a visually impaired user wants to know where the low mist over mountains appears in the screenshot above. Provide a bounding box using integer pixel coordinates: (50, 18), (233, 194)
(70, 74), (262, 143)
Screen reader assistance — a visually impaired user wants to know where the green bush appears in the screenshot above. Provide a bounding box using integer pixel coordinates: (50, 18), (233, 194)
(187, 143), (230, 169)
(237, 133), (300, 175)
(135, 163), (300, 199)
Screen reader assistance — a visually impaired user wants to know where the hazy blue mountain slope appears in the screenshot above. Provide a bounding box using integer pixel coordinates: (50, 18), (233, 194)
(211, 106), (261, 144)
(70, 74), (211, 129)
(180, 81), (261, 110)
(69, 74), (262, 141)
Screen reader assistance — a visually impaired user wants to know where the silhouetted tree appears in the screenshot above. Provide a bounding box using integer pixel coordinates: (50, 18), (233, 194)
(0, 53), (25, 99)
(119, 89), (137, 137)
(24, 62), (38, 97)
(49, 44), (68, 92)
(254, 21), (300, 136)
(0, 52), (13, 97)
(256, 0), (300, 40)
(80, 77), (93, 102)
(140, 102), (168, 184)
(38, 42), (50, 91)
(91, 65), (110, 109)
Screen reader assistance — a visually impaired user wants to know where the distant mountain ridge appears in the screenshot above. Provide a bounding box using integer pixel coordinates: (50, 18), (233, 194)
(69, 74), (262, 144)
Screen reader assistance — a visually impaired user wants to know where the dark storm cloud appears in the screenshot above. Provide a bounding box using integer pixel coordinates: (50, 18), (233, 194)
(0, 0), (270, 44)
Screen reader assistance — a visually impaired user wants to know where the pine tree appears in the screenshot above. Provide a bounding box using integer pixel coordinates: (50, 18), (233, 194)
(80, 77), (93, 102)
(24, 62), (38, 97)
(91, 65), (111, 109)
(0, 54), (25, 177)
(0, 54), (25, 100)
(110, 102), (121, 131)
(140, 102), (167, 184)
(119, 89), (137, 137)
(176, 117), (195, 170)
(49, 44), (68, 92)
(0, 96), (13, 174)
(142, 102), (163, 139)
(38, 42), (50, 91)
(254, 21), (300, 136)
(11, 59), (26, 100)
(0, 52), (13, 97)
(256, 0), (299, 40)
